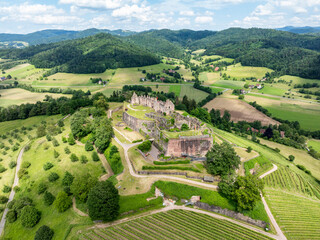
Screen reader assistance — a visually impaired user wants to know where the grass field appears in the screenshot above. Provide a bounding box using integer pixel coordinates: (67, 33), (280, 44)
(223, 63), (273, 80)
(211, 80), (244, 89)
(0, 88), (68, 107)
(276, 75), (320, 85)
(6, 64), (47, 81)
(244, 155), (273, 177)
(308, 139), (320, 152)
(179, 85), (209, 101)
(200, 72), (221, 85)
(78, 209), (272, 240)
(265, 189), (320, 240)
(252, 85), (287, 96)
(169, 85), (181, 96)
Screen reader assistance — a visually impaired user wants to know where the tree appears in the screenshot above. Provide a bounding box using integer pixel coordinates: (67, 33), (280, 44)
(92, 151), (100, 162)
(71, 174), (97, 203)
(6, 210), (17, 223)
(85, 141), (94, 151)
(36, 125), (46, 138)
(263, 127), (273, 139)
(70, 154), (79, 162)
(54, 191), (72, 212)
(43, 191), (55, 206)
(94, 96), (109, 110)
(87, 181), (120, 221)
(180, 123), (189, 131)
(137, 140), (152, 153)
(232, 175), (264, 211)
(68, 134), (75, 145)
(34, 225), (54, 240)
(205, 142), (240, 176)
(247, 146), (252, 153)
(288, 155), (295, 162)
(0, 195), (8, 204)
(62, 171), (74, 186)
(48, 172), (59, 182)
(20, 206), (41, 228)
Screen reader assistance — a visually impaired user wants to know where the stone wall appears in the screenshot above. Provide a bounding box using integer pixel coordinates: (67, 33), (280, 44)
(166, 135), (213, 157)
(194, 202), (268, 229)
(122, 112), (155, 133)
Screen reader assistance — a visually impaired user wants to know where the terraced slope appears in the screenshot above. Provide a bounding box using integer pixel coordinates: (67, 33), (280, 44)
(265, 190), (320, 240)
(80, 209), (272, 240)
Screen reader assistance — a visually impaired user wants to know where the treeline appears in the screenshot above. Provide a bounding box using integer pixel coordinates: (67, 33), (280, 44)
(122, 85), (152, 93)
(193, 81), (223, 106)
(17, 83), (91, 95)
(294, 83), (319, 88)
(298, 89), (320, 97)
(0, 33), (160, 74)
(0, 90), (94, 122)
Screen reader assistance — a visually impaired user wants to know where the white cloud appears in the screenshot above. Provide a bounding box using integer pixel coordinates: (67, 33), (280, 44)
(195, 16), (213, 24)
(179, 10), (195, 16)
(59, 0), (122, 9)
(112, 4), (149, 17)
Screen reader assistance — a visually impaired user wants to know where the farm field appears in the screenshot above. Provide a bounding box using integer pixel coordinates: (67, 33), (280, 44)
(308, 139), (320, 152)
(211, 79), (244, 89)
(179, 85), (209, 101)
(222, 63), (273, 79)
(0, 88), (69, 107)
(276, 75), (320, 85)
(265, 189), (320, 240)
(244, 94), (320, 131)
(204, 97), (279, 126)
(200, 72), (221, 85)
(251, 85), (287, 96)
(78, 209), (272, 240)
(5, 64), (47, 81)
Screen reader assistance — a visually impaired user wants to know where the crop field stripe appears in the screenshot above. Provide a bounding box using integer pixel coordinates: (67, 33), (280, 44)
(123, 223), (156, 240)
(111, 226), (136, 240)
(129, 222), (165, 240)
(87, 232), (103, 240)
(93, 230), (115, 240)
(100, 228), (127, 240)
(172, 210), (271, 240)
(137, 219), (184, 240)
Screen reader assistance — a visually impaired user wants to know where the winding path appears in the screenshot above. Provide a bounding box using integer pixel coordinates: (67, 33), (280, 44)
(0, 144), (27, 236)
(113, 136), (287, 240)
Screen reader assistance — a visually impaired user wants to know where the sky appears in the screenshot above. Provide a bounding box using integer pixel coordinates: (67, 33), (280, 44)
(0, 0), (320, 34)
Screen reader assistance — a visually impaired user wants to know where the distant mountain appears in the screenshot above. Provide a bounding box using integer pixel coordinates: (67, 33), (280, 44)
(276, 26), (320, 34)
(0, 33), (159, 73)
(0, 28), (136, 46)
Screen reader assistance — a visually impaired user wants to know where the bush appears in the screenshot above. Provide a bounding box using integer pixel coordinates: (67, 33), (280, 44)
(62, 136), (67, 143)
(247, 146), (252, 153)
(53, 150), (60, 159)
(14, 186), (21, 192)
(153, 160), (190, 165)
(274, 148), (280, 153)
(297, 164), (306, 171)
(92, 151), (100, 162)
(3, 185), (11, 193)
(142, 165), (200, 172)
(85, 141), (94, 151)
(34, 225), (54, 240)
(80, 155), (88, 164)
(64, 147), (70, 154)
(70, 154), (79, 162)
(132, 139), (143, 143)
(48, 172), (59, 182)
(18, 168), (28, 179)
(46, 135), (52, 141)
(54, 191), (72, 212)
(20, 206), (41, 228)
(9, 161), (17, 169)
(37, 183), (47, 195)
(62, 171), (74, 187)
(288, 155), (295, 162)
(0, 195), (8, 204)
(6, 210), (17, 223)
(43, 192), (55, 206)
(68, 135), (75, 145)
(87, 181), (119, 221)
(52, 138), (59, 147)
(137, 140), (152, 153)
(22, 161), (31, 168)
(0, 164), (7, 173)
(43, 162), (54, 171)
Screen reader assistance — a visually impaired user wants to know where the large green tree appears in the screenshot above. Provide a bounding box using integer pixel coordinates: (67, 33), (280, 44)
(70, 174), (97, 202)
(87, 181), (120, 221)
(205, 142), (240, 176)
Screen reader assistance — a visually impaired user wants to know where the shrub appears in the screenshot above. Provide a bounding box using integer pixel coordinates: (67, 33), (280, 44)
(54, 191), (72, 212)
(62, 136), (67, 143)
(80, 155), (88, 164)
(297, 164), (306, 171)
(305, 170), (312, 175)
(18, 168), (28, 179)
(0, 164), (6, 173)
(43, 162), (54, 171)
(70, 154), (79, 162)
(68, 135), (75, 145)
(22, 161), (31, 168)
(92, 151), (100, 162)
(34, 225), (54, 240)
(247, 146), (252, 153)
(53, 150), (60, 158)
(6, 210), (17, 223)
(87, 181), (119, 221)
(288, 155), (295, 162)
(43, 192), (55, 206)
(180, 123), (189, 131)
(62, 171), (74, 186)
(46, 135), (52, 141)
(0, 195), (8, 204)
(64, 147), (70, 154)
(137, 140), (152, 153)
(14, 186), (21, 192)
(85, 141), (94, 151)
(3, 185), (11, 193)
(132, 139), (143, 143)
(153, 160), (190, 165)
(274, 148), (280, 153)
(11, 144), (19, 151)
(20, 206), (41, 228)
(52, 138), (59, 147)
(48, 172), (59, 182)
(9, 161), (17, 169)
(37, 183), (47, 195)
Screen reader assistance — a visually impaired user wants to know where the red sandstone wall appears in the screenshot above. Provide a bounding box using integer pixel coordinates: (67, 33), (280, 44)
(166, 137), (213, 157)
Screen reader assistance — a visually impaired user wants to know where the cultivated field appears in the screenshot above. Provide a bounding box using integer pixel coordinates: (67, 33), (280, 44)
(222, 63), (273, 80)
(204, 97), (279, 126)
(0, 88), (69, 107)
(79, 209), (272, 240)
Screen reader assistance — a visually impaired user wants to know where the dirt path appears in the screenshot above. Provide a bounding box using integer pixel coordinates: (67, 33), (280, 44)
(0, 144), (27, 236)
(72, 198), (88, 217)
(113, 127), (132, 143)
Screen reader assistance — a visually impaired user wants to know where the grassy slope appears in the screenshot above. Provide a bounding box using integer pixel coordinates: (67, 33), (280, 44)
(308, 139), (320, 152)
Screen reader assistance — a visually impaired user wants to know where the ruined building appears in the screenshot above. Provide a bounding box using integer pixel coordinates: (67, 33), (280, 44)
(131, 92), (175, 115)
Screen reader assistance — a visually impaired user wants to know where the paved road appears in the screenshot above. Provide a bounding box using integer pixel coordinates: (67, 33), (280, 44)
(0, 144), (27, 236)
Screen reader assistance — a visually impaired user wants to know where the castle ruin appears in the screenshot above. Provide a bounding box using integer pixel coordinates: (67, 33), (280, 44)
(131, 92), (175, 115)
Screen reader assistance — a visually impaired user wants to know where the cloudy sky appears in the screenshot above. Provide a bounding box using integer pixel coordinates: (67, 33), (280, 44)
(0, 0), (319, 33)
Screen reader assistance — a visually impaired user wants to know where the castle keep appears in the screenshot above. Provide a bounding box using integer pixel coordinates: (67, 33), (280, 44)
(131, 92), (175, 115)
(123, 93), (213, 157)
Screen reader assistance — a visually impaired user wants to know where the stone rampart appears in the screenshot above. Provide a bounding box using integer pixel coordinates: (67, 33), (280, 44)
(195, 202), (268, 229)
(166, 136), (213, 157)
(122, 112), (155, 133)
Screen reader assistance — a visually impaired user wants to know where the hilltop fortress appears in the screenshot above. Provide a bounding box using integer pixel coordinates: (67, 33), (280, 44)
(131, 92), (175, 115)
(123, 93), (213, 158)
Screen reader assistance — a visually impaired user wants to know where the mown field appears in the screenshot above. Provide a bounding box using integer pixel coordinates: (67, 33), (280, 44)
(0, 88), (69, 107)
(78, 209), (272, 240)
(222, 63), (272, 80)
(308, 139), (320, 152)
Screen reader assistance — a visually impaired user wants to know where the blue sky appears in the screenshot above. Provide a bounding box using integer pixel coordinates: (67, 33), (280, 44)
(0, 0), (319, 33)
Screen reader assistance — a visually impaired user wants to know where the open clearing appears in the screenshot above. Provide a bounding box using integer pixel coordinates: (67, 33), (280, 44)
(0, 88), (68, 107)
(222, 63), (273, 80)
(308, 139), (320, 152)
(204, 97), (279, 126)
(79, 209), (272, 240)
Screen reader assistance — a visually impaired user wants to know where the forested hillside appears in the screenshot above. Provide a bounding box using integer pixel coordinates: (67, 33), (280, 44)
(0, 33), (160, 73)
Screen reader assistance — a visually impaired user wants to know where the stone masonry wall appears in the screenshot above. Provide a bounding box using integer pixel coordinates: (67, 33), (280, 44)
(123, 112), (155, 134)
(166, 135), (213, 157)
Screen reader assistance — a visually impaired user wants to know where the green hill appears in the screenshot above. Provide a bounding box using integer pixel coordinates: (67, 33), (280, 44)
(0, 33), (160, 73)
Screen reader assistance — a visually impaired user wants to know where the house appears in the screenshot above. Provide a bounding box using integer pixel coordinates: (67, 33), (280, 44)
(0, 77), (6, 81)
(160, 77), (165, 82)
(260, 129), (266, 135)
(247, 127), (259, 133)
(280, 131), (285, 138)
(256, 84), (263, 89)
(214, 67), (219, 71)
(249, 85), (255, 89)
(168, 69), (176, 73)
(240, 89), (246, 94)
(257, 79), (261, 82)
(210, 65), (214, 68)
(140, 78), (146, 81)
(261, 78), (266, 82)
